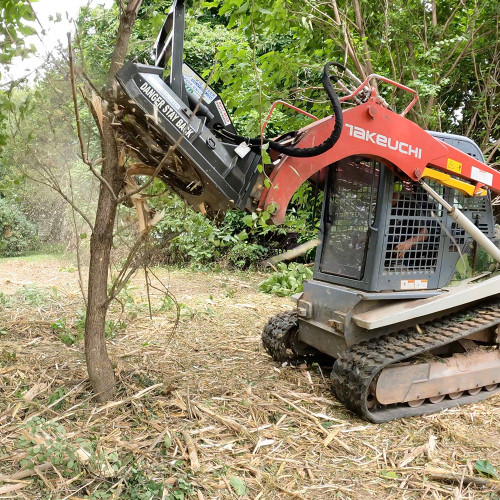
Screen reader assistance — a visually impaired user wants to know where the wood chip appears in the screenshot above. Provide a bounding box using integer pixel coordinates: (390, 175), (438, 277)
(323, 428), (341, 447)
(22, 383), (48, 402)
(0, 482), (29, 495)
(182, 431), (200, 471)
(194, 403), (249, 436)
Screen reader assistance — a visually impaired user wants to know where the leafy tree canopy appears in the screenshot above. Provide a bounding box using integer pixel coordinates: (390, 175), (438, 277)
(204, 0), (499, 164)
(70, 0), (499, 165)
(0, 0), (36, 149)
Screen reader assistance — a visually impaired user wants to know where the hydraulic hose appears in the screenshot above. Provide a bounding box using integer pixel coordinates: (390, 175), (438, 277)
(214, 61), (344, 158)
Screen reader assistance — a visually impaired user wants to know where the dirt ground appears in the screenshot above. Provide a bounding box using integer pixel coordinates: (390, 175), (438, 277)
(0, 255), (499, 499)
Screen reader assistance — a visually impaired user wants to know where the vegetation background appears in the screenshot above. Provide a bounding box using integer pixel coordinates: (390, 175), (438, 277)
(1, 0), (499, 266)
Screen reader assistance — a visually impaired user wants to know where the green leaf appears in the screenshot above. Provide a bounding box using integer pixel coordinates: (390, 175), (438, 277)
(381, 470), (399, 479)
(18, 25), (35, 36)
(235, 2), (249, 15)
(236, 230), (248, 241)
(258, 262), (312, 296)
(229, 476), (248, 496)
(475, 460), (498, 479)
(474, 248), (491, 273)
(242, 215), (254, 227)
(456, 255), (472, 279)
(261, 148), (271, 165)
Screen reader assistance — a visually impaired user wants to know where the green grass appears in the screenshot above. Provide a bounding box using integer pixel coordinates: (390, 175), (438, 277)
(0, 251), (69, 263)
(0, 241), (73, 262)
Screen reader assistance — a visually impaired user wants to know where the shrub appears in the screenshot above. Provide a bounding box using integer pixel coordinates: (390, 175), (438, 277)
(0, 197), (37, 257)
(259, 262), (313, 296)
(227, 241), (267, 269)
(149, 187), (320, 269)
(151, 195), (268, 268)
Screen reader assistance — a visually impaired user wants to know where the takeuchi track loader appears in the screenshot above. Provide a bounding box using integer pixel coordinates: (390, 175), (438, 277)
(115, 0), (500, 422)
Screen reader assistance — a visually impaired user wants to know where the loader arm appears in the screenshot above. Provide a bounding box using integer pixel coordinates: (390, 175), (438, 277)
(260, 94), (500, 225)
(116, 0), (500, 234)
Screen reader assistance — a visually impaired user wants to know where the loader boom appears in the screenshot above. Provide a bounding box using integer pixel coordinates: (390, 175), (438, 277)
(116, 0), (499, 229)
(261, 89), (500, 224)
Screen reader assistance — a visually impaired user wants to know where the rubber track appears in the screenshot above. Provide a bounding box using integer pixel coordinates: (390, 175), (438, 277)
(262, 311), (326, 364)
(331, 297), (500, 422)
(262, 311), (299, 363)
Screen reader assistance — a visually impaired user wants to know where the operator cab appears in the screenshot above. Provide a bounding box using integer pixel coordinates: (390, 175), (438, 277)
(314, 134), (496, 293)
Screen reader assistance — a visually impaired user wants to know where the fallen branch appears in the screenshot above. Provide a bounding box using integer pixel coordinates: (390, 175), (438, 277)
(93, 383), (163, 414)
(263, 239), (320, 266)
(0, 462), (53, 482)
(425, 466), (500, 491)
(194, 403), (250, 437)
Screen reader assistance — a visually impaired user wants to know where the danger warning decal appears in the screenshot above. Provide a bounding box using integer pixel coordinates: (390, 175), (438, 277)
(135, 77), (195, 139)
(446, 158), (462, 174)
(214, 99), (231, 127)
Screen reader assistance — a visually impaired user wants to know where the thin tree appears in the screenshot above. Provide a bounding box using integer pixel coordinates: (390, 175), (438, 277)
(70, 0), (143, 402)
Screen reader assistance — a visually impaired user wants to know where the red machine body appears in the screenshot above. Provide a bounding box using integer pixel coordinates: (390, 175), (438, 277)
(260, 82), (500, 224)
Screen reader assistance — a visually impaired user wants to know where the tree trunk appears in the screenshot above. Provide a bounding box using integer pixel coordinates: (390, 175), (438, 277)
(84, 0), (143, 402)
(108, 0), (143, 87)
(431, 0), (438, 27)
(85, 102), (123, 402)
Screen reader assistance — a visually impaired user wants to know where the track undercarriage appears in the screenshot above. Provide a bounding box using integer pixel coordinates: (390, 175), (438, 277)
(263, 299), (500, 422)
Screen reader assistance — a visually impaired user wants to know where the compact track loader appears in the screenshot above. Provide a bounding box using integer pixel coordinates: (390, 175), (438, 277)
(115, 0), (500, 422)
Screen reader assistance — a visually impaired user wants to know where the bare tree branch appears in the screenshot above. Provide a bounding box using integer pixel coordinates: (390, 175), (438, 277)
(68, 167), (88, 308)
(68, 32), (118, 201)
(8, 109), (95, 231)
(351, 0), (374, 78)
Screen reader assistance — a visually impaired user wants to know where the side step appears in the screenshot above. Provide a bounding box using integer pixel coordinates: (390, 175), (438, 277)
(352, 275), (500, 330)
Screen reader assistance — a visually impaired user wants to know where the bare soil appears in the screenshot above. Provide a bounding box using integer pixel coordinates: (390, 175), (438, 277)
(0, 255), (499, 499)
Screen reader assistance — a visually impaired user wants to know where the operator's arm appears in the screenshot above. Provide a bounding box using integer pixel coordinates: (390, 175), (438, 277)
(394, 228), (429, 258)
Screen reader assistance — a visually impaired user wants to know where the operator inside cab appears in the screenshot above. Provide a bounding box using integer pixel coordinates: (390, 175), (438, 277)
(388, 180), (439, 269)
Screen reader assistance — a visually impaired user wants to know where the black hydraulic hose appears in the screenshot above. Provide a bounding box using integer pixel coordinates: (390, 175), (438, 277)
(214, 61), (344, 158)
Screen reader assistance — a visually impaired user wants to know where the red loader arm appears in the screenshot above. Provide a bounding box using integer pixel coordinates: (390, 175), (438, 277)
(260, 92), (500, 224)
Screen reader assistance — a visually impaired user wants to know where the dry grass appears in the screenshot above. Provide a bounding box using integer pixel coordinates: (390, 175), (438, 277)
(0, 256), (500, 499)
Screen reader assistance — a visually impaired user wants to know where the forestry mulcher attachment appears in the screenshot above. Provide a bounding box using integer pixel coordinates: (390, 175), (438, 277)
(115, 0), (500, 422)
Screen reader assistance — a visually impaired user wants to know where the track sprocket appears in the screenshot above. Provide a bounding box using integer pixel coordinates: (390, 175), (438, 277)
(262, 311), (320, 364)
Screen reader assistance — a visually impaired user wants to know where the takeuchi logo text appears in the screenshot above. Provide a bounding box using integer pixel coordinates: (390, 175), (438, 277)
(345, 123), (422, 159)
